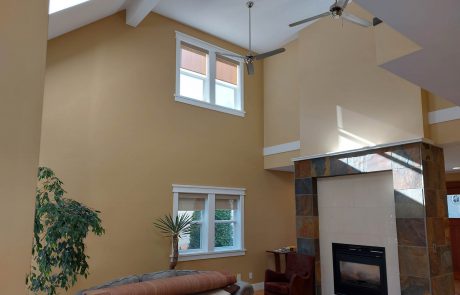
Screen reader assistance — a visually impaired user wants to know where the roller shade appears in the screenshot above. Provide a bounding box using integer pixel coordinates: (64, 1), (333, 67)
(178, 194), (206, 211)
(181, 42), (207, 75)
(216, 56), (238, 85)
(216, 195), (239, 210)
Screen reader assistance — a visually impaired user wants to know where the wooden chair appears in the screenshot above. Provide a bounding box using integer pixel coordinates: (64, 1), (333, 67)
(264, 253), (315, 295)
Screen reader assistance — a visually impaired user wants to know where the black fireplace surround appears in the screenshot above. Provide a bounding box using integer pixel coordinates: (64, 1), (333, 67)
(332, 243), (388, 295)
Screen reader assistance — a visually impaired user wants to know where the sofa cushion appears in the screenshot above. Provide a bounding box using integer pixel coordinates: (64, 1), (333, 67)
(76, 275), (140, 295)
(84, 271), (236, 295)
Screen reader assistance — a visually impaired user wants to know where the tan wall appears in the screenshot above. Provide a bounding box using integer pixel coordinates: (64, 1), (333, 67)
(264, 150), (300, 170)
(41, 12), (295, 293)
(297, 4), (424, 156)
(0, 0), (48, 293)
(264, 40), (300, 147)
(374, 22), (421, 66)
(446, 172), (460, 182)
(427, 91), (456, 111)
(424, 91), (460, 145)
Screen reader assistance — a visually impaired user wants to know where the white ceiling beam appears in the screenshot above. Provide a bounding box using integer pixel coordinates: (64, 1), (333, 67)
(125, 0), (160, 27)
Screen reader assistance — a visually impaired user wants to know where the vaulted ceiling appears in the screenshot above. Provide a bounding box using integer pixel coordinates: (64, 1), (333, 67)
(49, 0), (330, 53)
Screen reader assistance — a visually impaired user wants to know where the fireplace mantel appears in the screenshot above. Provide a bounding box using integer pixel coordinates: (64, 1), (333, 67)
(294, 141), (454, 295)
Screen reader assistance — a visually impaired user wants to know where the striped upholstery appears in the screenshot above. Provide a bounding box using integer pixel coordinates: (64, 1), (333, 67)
(84, 271), (236, 295)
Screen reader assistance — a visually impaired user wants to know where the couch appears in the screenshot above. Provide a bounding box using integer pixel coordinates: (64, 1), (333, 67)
(77, 270), (254, 295)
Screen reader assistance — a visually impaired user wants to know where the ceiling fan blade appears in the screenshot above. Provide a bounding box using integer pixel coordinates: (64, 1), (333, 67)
(289, 11), (330, 27)
(254, 48), (286, 60)
(338, 0), (350, 9)
(246, 62), (255, 75)
(342, 12), (372, 27)
(217, 53), (245, 60)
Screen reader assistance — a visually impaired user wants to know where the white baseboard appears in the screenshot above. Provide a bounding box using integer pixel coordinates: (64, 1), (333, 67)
(252, 282), (264, 291)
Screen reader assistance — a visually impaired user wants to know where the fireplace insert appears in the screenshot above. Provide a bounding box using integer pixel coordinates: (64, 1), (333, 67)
(332, 243), (388, 295)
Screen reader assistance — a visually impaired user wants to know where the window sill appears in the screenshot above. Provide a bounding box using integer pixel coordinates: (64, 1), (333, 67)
(175, 95), (245, 118)
(176, 249), (246, 261)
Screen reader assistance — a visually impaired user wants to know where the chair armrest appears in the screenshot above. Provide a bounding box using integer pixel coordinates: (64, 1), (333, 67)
(289, 273), (315, 295)
(265, 269), (288, 283)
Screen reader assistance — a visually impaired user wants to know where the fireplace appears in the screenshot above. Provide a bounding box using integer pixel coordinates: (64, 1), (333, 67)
(332, 243), (388, 295)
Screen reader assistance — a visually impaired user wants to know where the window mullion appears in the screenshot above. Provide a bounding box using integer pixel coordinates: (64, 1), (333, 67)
(207, 193), (216, 252)
(209, 50), (216, 105)
(237, 194), (244, 249)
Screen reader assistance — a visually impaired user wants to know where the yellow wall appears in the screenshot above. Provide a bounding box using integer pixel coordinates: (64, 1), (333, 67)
(424, 91), (460, 145)
(41, 12), (295, 292)
(0, 0), (48, 293)
(446, 172), (460, 182)
(296, 4), (424, 156)
(374, 22), (421, 66)
(264, 40), (300, 148)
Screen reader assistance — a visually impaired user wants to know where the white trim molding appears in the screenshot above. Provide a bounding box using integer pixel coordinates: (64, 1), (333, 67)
(177, 249), (246, 262)
(292, 138), (434, 162)
(172, 184), (245, 262)
(175, 95), (245, 117)
(263, 141), (300, 156)
(428, 106), (460, 124)
(175, 31), (245, 118)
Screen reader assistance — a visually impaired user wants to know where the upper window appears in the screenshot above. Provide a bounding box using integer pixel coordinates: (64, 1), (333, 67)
(175, 32), (245, 117)
(172, 184), (245, 261)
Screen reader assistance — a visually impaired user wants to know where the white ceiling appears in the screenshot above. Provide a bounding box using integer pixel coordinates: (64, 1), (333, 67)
(356, 0), (460, 106)
(152, 0), (331, 53)
(48, 0), (331, 53)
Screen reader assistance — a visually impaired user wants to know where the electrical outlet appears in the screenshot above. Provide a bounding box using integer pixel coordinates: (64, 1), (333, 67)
(248, 272), (253, 280)
(236, 273), (241, 281)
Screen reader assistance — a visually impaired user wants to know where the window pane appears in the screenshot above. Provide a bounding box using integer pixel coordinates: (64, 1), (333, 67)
(215, 222), (234, 248)
(178, 195), (205, 251)
(181, 43), (207, 75)
(179, 223), (202, 251)
(216, 56), (238, 85)
(215, 83), (236, 109)
(448, 195), (460, 218)
(215, 196), (238, 220)
(180, 73), (205, 100)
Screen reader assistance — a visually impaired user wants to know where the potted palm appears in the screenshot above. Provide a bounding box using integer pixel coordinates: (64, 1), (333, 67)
(153, 214), (193, 270)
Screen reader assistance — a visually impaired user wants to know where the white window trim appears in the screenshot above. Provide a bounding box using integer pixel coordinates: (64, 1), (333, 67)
(175, 31), (246, 118)
(172, 184), (246, 261)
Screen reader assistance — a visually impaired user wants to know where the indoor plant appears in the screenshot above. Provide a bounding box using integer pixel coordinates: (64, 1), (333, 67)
(27, 167), (105, 295)
(153, 214), (192, 270)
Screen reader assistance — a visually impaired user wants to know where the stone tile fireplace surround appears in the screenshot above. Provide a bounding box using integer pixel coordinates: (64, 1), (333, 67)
(294, 141), (454, 295)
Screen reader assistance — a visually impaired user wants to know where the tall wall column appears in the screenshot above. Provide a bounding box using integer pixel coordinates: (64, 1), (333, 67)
(0, 0), (48, 293)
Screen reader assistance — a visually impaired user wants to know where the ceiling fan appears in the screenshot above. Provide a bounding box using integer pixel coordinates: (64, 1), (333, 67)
(289, 0), (372, 28)
(220, 1), (286, 75)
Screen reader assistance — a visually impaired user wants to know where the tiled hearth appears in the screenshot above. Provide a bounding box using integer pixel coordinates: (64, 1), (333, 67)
(294, 141), (454, 295)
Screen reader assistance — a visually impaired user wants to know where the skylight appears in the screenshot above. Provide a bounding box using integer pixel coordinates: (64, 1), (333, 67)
(49, 0), (90, 14)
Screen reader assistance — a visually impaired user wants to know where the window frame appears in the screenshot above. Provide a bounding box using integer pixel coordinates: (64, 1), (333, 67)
(175, 31), (245, 118)
(172, 184), (246, 261)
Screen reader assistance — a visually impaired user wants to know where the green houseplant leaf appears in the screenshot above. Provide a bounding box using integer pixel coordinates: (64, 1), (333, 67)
(27, 167), (105, 295)
(153, 213), (192, 270)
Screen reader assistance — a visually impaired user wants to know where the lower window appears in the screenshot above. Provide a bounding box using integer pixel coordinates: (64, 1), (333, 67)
(172, 185), (245, 260)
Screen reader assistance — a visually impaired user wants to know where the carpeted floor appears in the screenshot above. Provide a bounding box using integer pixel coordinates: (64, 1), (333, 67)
(254, 291), (263, 295)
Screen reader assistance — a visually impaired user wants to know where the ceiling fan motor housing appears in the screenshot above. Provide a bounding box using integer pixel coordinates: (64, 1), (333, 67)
(330, 6), (343, 18)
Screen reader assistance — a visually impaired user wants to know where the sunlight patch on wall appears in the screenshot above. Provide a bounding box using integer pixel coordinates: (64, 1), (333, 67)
(337, 105), (376, 152)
